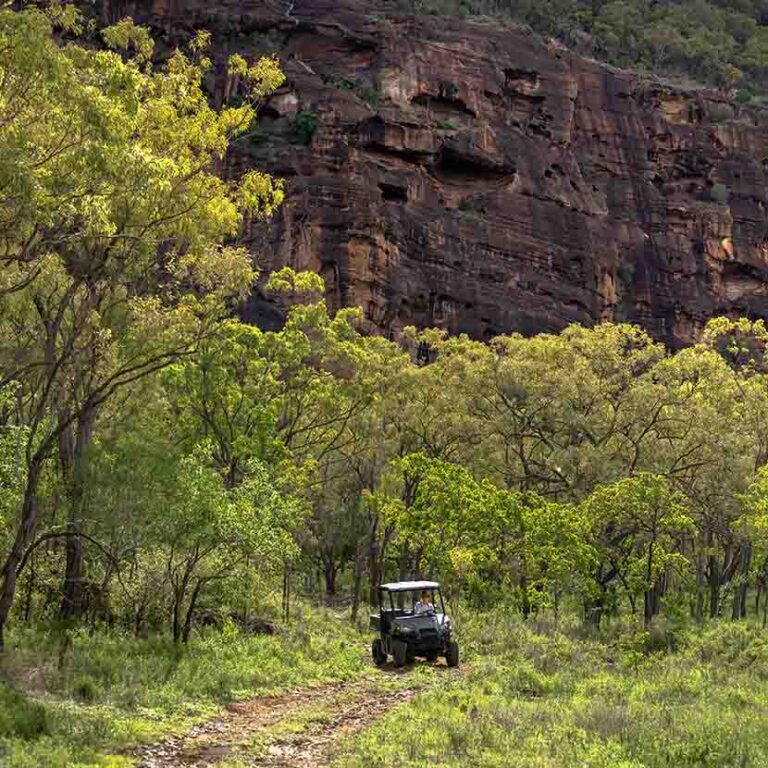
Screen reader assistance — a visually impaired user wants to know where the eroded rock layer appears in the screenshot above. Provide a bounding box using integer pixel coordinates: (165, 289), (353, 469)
(97, 0), (768, 345)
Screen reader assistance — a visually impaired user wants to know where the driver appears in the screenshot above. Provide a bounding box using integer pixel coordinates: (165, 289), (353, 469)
(414, 590), (435, 615)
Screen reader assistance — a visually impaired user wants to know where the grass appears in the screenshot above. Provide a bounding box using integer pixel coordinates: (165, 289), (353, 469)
(9, 602), (768, 767)
(334, 614), (768, 768)
(0, 606), (369, 767)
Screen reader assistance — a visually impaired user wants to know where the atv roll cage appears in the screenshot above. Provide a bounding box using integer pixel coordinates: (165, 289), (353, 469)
(377, 580), (447, 617)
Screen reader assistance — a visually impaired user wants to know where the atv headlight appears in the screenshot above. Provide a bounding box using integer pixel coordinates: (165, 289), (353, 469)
(441, 618), (452, 633)
(399, 625), (416, 635)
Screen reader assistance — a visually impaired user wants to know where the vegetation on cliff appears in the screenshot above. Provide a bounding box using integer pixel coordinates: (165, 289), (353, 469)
(389, 0), (768, 99)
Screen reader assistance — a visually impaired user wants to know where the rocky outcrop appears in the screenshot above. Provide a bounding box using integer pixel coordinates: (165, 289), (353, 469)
(95, 0), (768, 345)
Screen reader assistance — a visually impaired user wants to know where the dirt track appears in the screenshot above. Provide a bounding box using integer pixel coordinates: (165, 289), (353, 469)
(133, 661), (458, 767)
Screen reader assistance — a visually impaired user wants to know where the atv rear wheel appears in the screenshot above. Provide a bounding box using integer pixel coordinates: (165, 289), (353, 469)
(392, 639), (408, 668)
(372, 638), (386, 667)
(425, 651), (438, 662)
(445, 640), (459, 668)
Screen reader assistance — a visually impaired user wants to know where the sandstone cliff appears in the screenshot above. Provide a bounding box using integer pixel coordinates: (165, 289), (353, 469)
(97, 0), (768, 345)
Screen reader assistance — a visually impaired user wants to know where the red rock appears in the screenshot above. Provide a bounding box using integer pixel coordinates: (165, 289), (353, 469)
(91, 0), (768, 346)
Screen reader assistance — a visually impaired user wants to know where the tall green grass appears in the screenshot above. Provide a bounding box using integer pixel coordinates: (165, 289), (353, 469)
(335, 615), (768, 767)
(9, 606), (768, 767)
(0, 607), (368, 767)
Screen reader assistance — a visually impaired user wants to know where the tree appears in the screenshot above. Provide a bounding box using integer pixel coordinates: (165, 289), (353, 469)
(0, 5), (284, 649)
(738, 464), (768, 626)
(153, 455), (297, 643)
(467, 323), (665, 498)
(164, 320), (287, 489)
(381, 452), (593, 616)
(582, 473), (693, 627)
(647, 344), (753, 619)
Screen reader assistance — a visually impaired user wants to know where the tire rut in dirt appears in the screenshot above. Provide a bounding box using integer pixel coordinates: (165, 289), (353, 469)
(133, 681), (351, 768)
(132, 678), (419, 767)
(252, 686), (416, 767)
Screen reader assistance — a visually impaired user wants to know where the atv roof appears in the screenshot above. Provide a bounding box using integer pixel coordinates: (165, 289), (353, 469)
(380, 580), (440, 592)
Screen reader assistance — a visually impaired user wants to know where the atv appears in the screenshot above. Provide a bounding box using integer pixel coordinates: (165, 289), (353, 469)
(369, 580), (459, 668)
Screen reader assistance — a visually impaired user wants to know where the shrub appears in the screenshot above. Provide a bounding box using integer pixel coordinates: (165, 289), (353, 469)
(294, 110), (320, 145)
(0, 687), (47, 739)
(72, 676), (102, 703)
(326, 74), (357, 90)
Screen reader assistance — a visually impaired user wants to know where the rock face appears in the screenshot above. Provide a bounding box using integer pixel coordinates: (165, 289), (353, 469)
(96, 0), (768, 345)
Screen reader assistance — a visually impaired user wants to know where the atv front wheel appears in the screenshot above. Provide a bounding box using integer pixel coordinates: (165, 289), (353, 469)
(372, 638), (386, 667)
(392, 639), (408, 668)
(445, 640), (460, 668)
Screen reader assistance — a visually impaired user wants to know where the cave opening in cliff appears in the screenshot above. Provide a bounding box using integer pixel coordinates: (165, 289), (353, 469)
(379, 182), (408, 203)
(435, 147), (514, 181)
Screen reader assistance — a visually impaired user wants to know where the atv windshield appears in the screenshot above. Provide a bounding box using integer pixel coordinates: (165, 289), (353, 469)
(383, 588), (446, 617)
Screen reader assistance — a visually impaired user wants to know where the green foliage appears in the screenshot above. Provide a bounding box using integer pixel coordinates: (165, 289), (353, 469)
(379, 454), (594, 611)
(101, 17), (154, 61)
(244, 127), (269, 147)
(0, 3), (285, 649)
(710, 182), (730, 204)
(326, 74), (358, 90)
(581, 474), (693, 614)
(383, 0), (768, 96)
(0, 687), (47, 740)
(267, 266), (326, 296)
(8, 6), (768, 766)
(294, 110), (321, 145)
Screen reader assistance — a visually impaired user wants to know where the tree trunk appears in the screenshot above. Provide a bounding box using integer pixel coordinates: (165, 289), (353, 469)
(182, 580), (204, 644)
(323, 558), (337, 598)
(351, 545), (364, 623)
(398, 543), (410, 582)
(0, 459), (43, 653)
(172, 571), (195, 643)
(763, 577), (768, 629)
(90, 561), (114, 631)
(368, 517), (382, 605)
(643, 539), (656, 628)
(644, 581), (662, 628)
(694, 546), (705, 621)
(61, 518), (84, 619)
(60, 406), (96, 621)
(23, 552), (35, 623)
(520, 573), (531, 619)
(708, 530), (720, 619)
(172, 591), (182, 643)
(282, 561), (292, 624)
(585, 592), (604, 628)
(134, 602), (146, 638)
(731, 545), (751, 621)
